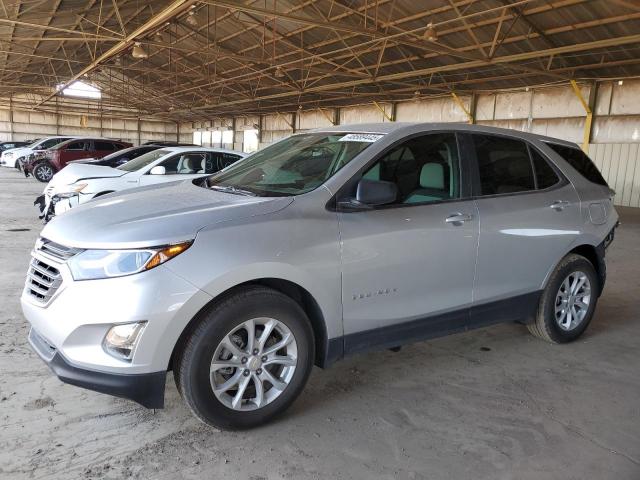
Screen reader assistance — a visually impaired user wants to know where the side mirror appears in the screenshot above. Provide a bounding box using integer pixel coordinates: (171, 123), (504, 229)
(149, 165), (166, 175)
(338, 178), (398, 211)
(356, 178), (397, 206)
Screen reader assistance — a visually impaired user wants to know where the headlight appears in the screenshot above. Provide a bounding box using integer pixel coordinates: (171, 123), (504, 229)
(103, 322), (146, 361)
(68, 241), (192, 280)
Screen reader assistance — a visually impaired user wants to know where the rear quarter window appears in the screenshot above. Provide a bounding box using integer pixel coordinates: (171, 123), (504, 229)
(546, 143), (608, 187)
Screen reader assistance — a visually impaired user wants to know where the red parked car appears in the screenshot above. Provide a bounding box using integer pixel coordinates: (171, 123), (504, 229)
(24, 138), (132, 182)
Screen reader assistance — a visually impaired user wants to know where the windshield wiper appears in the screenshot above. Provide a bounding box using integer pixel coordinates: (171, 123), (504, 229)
(210, 185), (257, 196)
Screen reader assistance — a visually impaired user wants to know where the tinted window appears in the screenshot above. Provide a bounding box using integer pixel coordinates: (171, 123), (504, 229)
(159, 155), (182, 174)
(66, 141), (87, 151)
(546, 143), (607, 186)
(40, 138), (70, 149)
(361, 133), (460, 205)
(473, 135), (534, 195)
(95, 141), (117, 151)
(217, 153), (242, 170)
(531, 148), (560, 189)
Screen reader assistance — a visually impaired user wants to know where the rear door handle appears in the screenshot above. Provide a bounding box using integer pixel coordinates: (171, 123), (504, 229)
(550, 200), (570, 211)
(445, 213), (473, 224)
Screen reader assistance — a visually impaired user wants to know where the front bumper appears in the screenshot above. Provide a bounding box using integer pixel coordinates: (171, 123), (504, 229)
(29, 328), (166, 408)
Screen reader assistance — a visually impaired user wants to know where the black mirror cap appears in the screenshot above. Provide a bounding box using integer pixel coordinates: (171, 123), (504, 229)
(356, 178), (397, 206)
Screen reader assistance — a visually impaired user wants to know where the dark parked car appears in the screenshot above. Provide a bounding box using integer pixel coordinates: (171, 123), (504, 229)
(142, 140), (197, 147)
(24, 138), (132, 182)
(69, 145), (168, 168)
(0, 141), (32, 151)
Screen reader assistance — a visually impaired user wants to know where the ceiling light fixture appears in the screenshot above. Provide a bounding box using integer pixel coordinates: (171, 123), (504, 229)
(424, 23), (437, 42)
(131, 42), (148, 59)
(274, 66), (285, 78)
(186, 8), (198, 26)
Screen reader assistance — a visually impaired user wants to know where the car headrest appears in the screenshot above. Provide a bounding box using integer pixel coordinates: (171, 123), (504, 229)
(420, 163), (444, 189)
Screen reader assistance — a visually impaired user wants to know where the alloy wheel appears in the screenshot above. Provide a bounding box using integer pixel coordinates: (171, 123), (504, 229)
(555, 271), (591, 331)
(35, 164), (53, 182)
(210, 317), (298, 411)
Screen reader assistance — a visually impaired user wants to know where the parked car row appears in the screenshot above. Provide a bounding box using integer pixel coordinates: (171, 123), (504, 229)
(19, 123), (618, 430)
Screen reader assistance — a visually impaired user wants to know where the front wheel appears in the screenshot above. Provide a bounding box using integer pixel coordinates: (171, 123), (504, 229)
(528, 253), (599, 343)
(33, 162), (55, 182)
(174, 286), (315, 429)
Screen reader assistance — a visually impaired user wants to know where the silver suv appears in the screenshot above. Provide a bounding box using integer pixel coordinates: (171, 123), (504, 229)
(22, 123), (618, 429)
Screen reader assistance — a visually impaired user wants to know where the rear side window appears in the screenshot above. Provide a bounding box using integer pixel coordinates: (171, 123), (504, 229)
(95, 141), (118, 151)
(66, 141), (87, 151)
(531, 148), (560, 189)
(546, 143), (607, 186)
(473, 135), (534, 195)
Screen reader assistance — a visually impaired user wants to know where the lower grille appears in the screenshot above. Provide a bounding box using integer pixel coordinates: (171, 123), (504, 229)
(25, 257), (62, 303)
(29, 328), (56, 361)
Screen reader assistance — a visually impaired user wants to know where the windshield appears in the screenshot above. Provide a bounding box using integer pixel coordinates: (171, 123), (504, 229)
(117, 149), (171, 171)
(206, 132), (381, 196)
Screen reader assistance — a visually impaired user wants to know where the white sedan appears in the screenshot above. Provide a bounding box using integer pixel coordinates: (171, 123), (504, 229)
(1, 136), (76, 168)
(36, 146), (246, 221)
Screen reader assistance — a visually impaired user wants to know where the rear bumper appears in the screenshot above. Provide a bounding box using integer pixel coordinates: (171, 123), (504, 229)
(29, 328), (166, 408)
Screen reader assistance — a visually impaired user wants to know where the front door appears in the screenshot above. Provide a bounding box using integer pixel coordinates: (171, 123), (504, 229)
(338, 132), (479, 353)
(138, 151), (210, 186)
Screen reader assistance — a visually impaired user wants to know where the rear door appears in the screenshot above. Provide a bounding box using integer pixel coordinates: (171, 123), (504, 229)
(467, 133), (581, 322)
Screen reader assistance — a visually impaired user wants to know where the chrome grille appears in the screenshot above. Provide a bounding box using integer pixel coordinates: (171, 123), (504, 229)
(38, 238), (81, 261)
(26, 257), (62, 303)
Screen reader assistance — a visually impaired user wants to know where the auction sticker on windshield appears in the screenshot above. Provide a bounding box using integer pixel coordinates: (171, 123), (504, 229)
(338, 133), (384, 143)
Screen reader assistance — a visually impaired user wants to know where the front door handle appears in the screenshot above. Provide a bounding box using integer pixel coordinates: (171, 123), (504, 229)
(445, 213), (473, 224)
(550, 200), (570, 211)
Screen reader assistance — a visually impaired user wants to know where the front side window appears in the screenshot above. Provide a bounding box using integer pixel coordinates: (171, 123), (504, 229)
(174, 152), (207, 174)
(40, 138), (69, 149)
(117, 149), (171, 172)
(473, 135), (534, 195)
(95, 141), (117, 151)
(546, 143), (607, 186)
(207, 133), (379, 197)
(361, 133), (460, 205)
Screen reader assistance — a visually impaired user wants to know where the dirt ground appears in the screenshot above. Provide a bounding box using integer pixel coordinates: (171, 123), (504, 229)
(0, 167), (638, 480)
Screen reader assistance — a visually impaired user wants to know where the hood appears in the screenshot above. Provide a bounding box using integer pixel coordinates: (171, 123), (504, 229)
(1, 147), (29, 158)
(49, 163), (127, 187)
(42, 180), (293, 249)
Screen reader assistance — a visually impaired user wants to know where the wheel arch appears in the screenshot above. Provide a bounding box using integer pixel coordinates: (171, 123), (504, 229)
(169, 278), (338, 373)
(543, 242), (606, 296)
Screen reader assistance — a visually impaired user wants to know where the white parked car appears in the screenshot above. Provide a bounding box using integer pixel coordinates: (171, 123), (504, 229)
(36, 146), (246, 221)
(0, 136), (76, 168)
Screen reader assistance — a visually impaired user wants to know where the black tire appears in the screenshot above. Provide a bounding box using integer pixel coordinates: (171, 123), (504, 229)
(33, 161), (55, 182)
(528, 253), (599, 343)
(174, 286), (315, 430)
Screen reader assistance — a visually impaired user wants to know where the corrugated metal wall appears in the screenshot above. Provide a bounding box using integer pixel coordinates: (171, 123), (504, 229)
(589, 143), (640, 207)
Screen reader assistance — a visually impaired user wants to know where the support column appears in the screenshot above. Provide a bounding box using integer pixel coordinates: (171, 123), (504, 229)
(451, 91), (474, 124)
(570, 80), (596, 152)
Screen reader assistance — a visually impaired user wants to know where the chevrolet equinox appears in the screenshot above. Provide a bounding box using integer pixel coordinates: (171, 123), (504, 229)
(22, 123), (618, 429)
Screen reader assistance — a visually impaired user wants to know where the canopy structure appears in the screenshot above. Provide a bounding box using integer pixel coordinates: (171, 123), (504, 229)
(1, 0), (639, 120)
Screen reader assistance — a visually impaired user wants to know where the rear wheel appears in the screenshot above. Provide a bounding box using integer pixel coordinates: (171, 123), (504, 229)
(528, 253), (599, 343)
(33, 162), (55, 182)
(174, 286), (314, 429)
